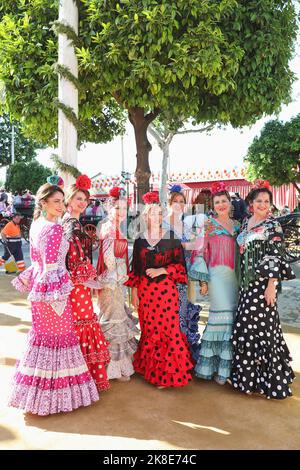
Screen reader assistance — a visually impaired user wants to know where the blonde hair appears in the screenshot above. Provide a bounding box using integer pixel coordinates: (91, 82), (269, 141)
(33, 183), (65, 220)
(64, 184), (90, 207)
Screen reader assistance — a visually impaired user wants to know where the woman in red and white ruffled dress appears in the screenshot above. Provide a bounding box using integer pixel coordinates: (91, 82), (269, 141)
(63, 176), (110, 392)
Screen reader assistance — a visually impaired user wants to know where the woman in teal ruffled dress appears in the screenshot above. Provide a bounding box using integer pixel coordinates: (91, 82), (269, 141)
(189, 183), (240, 384)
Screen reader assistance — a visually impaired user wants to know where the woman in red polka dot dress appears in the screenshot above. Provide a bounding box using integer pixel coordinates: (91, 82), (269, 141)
(126, 192), (193, 388)
(63, 176), (110, 392)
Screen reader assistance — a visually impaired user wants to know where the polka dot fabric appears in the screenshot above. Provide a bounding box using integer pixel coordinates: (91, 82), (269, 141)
(126, 234), (193, 388)
(232, 217), (296, 399)
(9, 220), (99, 415)
(63, 216), (111, 391)
(71, 285), (110, 391)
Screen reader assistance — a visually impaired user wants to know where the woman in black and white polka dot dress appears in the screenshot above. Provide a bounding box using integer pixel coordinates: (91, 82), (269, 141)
(231, 183), (295, 399)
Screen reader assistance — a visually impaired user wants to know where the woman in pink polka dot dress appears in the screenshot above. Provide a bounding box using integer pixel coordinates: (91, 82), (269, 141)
(63, 177), (110, 391)
(9, 183), (99, 415)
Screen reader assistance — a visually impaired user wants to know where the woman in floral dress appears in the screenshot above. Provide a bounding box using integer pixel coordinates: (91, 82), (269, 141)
(63, 175), (110, 392)
(97, 187), (138, 381)
(163, 185), (201, 361)
(126, 191), (193, 388)
(189, 182), (240, 385)
(9, 183), (99, 415)
(231, 181), (295, 399)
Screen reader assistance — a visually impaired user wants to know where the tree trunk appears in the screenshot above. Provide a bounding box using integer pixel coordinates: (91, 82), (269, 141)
(291, 180), (300, 194)
(58, 0), (78, 187)
(128, 107), (152, 204)
(160, 133), (174, 208)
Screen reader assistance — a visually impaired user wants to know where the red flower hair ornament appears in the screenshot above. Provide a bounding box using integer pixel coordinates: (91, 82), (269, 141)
(211, 181), (227, 195)
(75, 174), (92, 191)
(109, 186), (126, 198)
(142, 191), (160, 204)
(252, 179), (271, 190)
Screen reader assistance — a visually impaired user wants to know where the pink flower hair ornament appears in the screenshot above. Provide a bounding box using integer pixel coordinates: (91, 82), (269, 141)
(211, 181), (227, 195)
(252, 179), (271, 191)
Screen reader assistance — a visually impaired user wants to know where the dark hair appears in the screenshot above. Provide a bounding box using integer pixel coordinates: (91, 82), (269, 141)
(13, 212), (22, 218)
(34, 183), (65, 220)
(212, 190), (231, 206)
(245, 188), (273, 206)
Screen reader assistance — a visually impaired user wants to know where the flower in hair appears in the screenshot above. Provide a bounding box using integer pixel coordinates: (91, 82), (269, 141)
(252, 179), (271, 190)
(75, 174), (91, 191)
(109, 186), (126, 198)
(211, 181), (226, 195)
(169, 184), (182, 194)
(142, 191), (160, 204)
(47, 175), (64, 187)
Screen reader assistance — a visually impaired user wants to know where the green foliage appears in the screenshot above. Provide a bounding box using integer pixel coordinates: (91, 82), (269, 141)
(0, 113), (44, 167)
(5, 159), (52, 193)
(78, 0), (298, 126)
(0, 0), (125, 146)
(51, 154), (81, 178)
(245, 114), (300, 189)
(0, 0), (298, 161)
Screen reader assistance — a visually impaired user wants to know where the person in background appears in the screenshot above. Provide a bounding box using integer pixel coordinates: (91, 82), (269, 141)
(0, 213), (25, 272)
(0, 188), (8, 208)
(163, 185), (201, 361)
(93, 199), (105, 219)
(13, 191), (22, 209)
(280, 205), (291, 216)
(231, 192), (248, 222)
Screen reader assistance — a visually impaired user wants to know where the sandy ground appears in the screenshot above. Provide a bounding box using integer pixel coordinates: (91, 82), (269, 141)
(0, 253), (299, 450)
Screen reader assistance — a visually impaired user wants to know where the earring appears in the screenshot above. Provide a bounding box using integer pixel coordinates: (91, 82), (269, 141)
(42, 209), (47, 218)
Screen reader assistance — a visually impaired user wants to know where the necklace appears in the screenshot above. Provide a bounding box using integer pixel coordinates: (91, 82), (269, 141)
(215, 217), (235, 235)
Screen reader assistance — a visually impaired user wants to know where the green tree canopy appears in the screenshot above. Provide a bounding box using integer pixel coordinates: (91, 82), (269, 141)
(6, 159), (52, 194)
(0, 0), (298, 199)
(245, 114), (300, 193)
(0, 114), (43, 167)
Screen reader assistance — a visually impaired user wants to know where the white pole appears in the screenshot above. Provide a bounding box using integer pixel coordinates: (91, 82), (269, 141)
(11, 124), (15, 165)
(121, 134), (125, 173)
(58, 0), (78, 187)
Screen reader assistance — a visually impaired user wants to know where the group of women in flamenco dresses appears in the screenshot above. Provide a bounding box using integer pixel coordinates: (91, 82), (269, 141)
(8, 175), (296, 416)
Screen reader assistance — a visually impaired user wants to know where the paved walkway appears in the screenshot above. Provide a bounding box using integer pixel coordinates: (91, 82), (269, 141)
(0, 255), (299, 450)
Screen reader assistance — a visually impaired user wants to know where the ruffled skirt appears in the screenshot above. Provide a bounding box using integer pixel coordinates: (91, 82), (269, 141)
(8, 300), (99, 415)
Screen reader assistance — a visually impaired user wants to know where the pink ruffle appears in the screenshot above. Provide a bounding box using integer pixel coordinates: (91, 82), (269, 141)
(15, 370), (93, 391)
(8, 381), (99, 416)
(11, 265), (35, 293)
(29, 330), (80, 349)
(28, 267), (73, 303)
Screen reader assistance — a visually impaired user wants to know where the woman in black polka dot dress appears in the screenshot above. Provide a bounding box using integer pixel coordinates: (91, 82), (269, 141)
(126, 192), (193, 388)
(231, 183), (295, 399)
